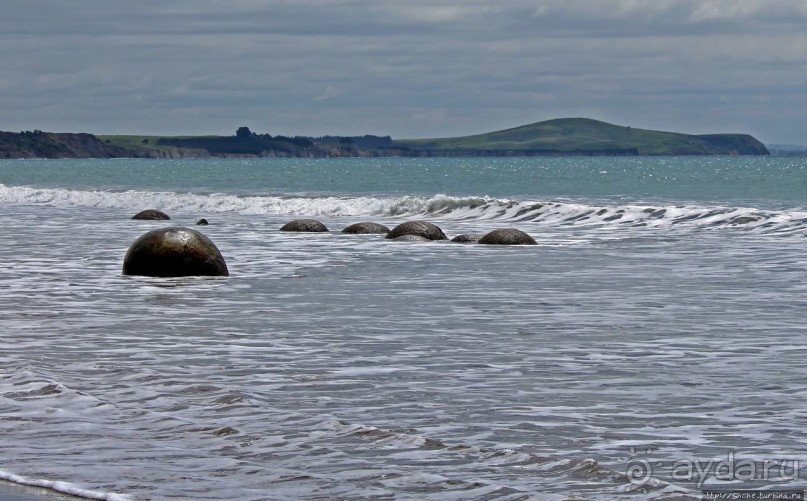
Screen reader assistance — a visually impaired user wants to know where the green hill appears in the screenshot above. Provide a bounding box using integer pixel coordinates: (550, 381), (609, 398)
(1, 119), (769, 158)
(393, 118), (769, 156)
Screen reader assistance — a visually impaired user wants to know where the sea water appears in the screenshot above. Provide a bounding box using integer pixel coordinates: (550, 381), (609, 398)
(0, 157), (806, 500)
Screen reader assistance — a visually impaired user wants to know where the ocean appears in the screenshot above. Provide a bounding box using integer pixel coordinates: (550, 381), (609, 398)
(0, 156), (806, 500)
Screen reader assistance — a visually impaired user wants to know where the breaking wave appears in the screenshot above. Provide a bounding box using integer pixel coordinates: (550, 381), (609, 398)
(0, 470), (130, 501)
(2, 183), (806, 234)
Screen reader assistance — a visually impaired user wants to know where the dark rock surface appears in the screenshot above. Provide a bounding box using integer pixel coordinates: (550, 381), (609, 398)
(196, 218), (209, 225)
(280, 219), (329, 232)
(729, 216), (758, 225)
(385, 221), (448, 241)
(478, 228), (537, 245)
(451, 233), (483, 243)
(122, 227), (229, 277)
(341, 222), (390, 234)
(132, 209), (171, 220)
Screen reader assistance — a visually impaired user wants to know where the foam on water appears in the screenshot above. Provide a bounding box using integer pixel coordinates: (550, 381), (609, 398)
(0, 470), (130, 501)
(2, 157), (807, 499)
(2, 183), (807, 236)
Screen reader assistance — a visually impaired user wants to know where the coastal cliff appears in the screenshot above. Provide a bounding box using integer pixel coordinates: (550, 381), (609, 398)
(0, 119), (770, 159)
(0, 131), (211, 159)
(0, 131), (133, 159)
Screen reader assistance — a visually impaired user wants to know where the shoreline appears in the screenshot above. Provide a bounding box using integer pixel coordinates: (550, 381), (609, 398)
(1, 118), (771, 158)
(0, 480), (88, 501)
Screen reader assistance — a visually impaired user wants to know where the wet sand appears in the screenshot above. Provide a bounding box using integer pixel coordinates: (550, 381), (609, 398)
(0, 481), (86, 501)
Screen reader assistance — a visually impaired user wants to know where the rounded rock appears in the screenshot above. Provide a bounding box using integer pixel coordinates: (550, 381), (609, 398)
(478, 228), (537, 245)
(730, 216), (758, 225)
(196, 218), (209, 225)
(132, 209), (171, 220)
(122, 227), (229, 277)
(342, 222), (390, 234)
(280, 219), (329, 232)
(385, 221), (448, 241)
(451, 233), (483, 243)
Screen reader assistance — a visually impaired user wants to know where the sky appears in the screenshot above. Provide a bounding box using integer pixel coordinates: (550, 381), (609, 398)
(1, 0), (806, 144)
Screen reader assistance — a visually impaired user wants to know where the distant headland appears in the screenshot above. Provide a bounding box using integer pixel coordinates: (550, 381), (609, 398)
(0, 118), (770, 159)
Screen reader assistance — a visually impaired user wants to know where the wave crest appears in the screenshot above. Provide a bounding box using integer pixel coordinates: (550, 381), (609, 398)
(2, 184), (806, 234)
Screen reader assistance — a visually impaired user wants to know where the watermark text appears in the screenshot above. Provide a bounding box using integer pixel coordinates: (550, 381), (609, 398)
(623, 449), (800, 489)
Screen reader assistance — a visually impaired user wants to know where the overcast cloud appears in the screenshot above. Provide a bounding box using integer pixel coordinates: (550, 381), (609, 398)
(1, 0), (805, 143)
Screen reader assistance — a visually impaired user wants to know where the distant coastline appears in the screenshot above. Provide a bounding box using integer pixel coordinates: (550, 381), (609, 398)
(0, 118), (770, 159)
(767, 144), (807, 157)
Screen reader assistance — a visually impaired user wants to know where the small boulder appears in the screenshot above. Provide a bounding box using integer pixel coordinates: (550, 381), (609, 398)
(393, 235), (429, 242)
(342, 222), (390, 234)
(385, 221), (448, 241)
(280, 219), (329, 232)
(196, 218), (209, 226)
(451, 233), (482, 243)
(478, 228), (537, 245)
(729, 216), (758, 225)
(132, 209), (170, 220)
(122, 227), (229, 277)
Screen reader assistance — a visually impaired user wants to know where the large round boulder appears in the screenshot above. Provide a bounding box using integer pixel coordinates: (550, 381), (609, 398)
(132, 209), (170, 220)
(122, 227), (229, 277)
(342, 222), (390, 235)
(478, 228), (537, 245)
(385, 221), (447, 241)
(280, 219), (329, 232)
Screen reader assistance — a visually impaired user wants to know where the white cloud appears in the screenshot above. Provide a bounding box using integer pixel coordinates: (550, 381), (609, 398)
(689, 0), (807, 22)
(532, 0), (807, 25)
(373, 3), (504, 23)
(532, 0), (687, 21)
(314, 86), (339, 102)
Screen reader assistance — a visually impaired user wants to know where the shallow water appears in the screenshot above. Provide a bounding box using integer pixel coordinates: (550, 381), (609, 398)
(1, 157), (806, 500)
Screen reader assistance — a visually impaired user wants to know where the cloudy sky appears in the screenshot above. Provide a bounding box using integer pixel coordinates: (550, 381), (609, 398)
(2, 0), (806, 143)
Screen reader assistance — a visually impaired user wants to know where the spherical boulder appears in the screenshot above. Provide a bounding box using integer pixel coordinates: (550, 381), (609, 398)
(280, 219), (329, 232)
(451, 233), (482, 243)
(342, 222), (390, 234)
(478, 228), (537, 245)
(122, 227), (229, 277)
(385, 221), (447, 241)
(132, 209), (170, 220)
(393, 235), (430, 242)
(196, 218), (209, 226)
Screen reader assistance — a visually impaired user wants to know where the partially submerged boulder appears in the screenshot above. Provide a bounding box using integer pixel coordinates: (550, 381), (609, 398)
(196, 218), (209, 225)
(385, 221), (448, 241)
(280, 219), (329, 232)
(122, 227), (229, 277)
(132, 209), (170, 220)
(478, 228), (537, 245)
(729, 216), (758, 225)
(451, 233), (482, 243)
(342, 222), (390, 234)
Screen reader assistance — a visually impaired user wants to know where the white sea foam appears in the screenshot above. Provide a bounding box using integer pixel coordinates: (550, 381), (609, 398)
(0, 470), (131, 500)
(2, 192), (806, 499)
(3, 182), (807, 234)
(0, 183), (463, 217)
(3, 157), (807, 500)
